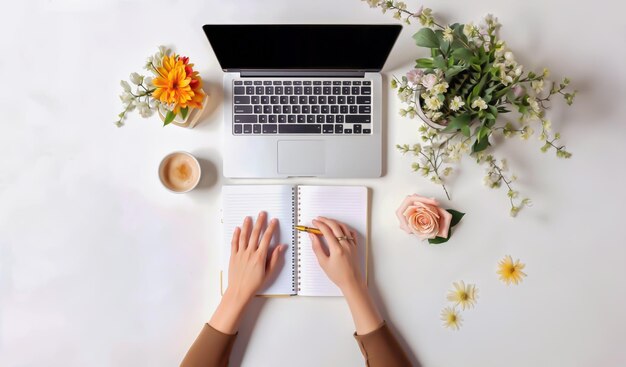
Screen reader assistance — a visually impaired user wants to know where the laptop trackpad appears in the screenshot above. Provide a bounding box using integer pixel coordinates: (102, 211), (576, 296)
(277, 140), (325, 175)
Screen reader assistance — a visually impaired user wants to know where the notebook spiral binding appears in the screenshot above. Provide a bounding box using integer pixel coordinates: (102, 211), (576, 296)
(296, 186), (302, 293)
(292, 186), (298, 294)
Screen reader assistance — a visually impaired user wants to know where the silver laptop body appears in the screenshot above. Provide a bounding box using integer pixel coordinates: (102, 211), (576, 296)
(204, 25), (402, 178)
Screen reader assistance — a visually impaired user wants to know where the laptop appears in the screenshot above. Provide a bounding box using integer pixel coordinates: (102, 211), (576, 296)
(203, 24), (402, 178)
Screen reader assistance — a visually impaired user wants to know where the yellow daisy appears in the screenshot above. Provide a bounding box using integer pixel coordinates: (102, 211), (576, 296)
(440, 306), (462, 330)
(446, 281), (478, 310)
(497, 255), (527, 285)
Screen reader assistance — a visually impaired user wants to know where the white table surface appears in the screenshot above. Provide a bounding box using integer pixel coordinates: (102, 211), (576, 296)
(1, 0), (625, 366)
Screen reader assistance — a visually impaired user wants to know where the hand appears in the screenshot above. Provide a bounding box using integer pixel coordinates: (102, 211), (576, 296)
(309, 216), (363, 292)
(227, 212), (286, 301)
(310, 216), (382, 335)
(209, 212), (286, 334)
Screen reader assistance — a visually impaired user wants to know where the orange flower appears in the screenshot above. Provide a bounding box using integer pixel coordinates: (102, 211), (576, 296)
(181, 56), (205, 110)
(152, 55), (204, 114)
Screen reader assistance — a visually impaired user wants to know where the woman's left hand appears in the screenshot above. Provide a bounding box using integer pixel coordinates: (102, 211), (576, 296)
(227, 211), (286, 302)
(209, 212), (286, 334)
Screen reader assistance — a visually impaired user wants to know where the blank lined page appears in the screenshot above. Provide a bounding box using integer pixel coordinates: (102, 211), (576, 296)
(222, 185), (296, 295)
(297, 186), (368, 296)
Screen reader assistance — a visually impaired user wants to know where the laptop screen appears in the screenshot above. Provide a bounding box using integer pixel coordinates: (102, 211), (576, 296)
(203, 24), (402, 72)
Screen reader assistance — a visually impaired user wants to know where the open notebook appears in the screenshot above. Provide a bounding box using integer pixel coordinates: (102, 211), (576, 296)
(221, 185), (368, 297)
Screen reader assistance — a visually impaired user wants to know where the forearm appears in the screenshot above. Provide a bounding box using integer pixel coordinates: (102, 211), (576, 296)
(342, 282), (383, 335)
(209, 289), (250, 334)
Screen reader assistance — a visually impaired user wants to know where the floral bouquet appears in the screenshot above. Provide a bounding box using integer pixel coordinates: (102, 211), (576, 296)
(116, 46), (206, 127)
(363, 1), (577, 216)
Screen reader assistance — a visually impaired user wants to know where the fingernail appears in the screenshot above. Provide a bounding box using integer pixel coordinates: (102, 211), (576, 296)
(271, 218), (277, 223)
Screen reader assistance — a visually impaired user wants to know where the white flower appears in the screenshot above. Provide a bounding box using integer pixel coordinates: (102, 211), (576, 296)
(501, 74), (513, 86)
(531, 79), (544, 93)
(527, 97), (540, 113)
(432, 82), (449, 94)
(443, 26), (454, 42)
(449, 96), (465, 111)
(463, 22), (477, 38)
(426, 111), (443, 121)
(120, 80), (131, 92)
(119, 91), (133, 104)
(484, 14), (499, 28)
(514, 65), (523, 77)
(521, 126), (534, 140)
(415, 7), (434, 27)
(129, 72), (143, 85)
(406, 69), (424, 85)
(413, 5), (423, 17)
(144, 57), (154, 70)
(420, 74), (438, 92)
(398, 88), (413, 102)
(542, 119), (552, 131)
(135, 101), (153, 118)
(504, 51), (517, 67)
(471, 97), (488, 110)
(424, 96), (442, 111)
(153, 52), (163, 68)
(144, 76), (153, 88)
(158, 45), (169, 56)
(494, 40), (506, 55)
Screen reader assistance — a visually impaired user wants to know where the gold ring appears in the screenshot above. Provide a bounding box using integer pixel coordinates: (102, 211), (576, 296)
(336, 236), (354, 242)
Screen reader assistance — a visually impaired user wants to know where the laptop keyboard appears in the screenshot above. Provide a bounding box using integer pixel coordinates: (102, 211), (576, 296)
(232, 79), (372, 135)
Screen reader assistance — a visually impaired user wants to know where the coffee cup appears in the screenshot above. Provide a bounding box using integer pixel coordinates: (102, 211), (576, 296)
(158, 151), (201, 193)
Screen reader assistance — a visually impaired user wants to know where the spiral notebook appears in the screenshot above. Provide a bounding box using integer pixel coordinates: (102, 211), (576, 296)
(221, 185), (368, 297)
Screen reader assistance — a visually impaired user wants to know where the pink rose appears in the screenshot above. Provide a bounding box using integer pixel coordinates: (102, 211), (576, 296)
(420, 74), (438, 92)
(406, 69), (424, 85)
(396, 194), (452, 240)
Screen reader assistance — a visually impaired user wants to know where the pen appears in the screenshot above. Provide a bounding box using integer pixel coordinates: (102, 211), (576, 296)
(295, 225), (323, 235)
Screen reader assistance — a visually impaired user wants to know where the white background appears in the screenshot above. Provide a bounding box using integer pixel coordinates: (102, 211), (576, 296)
(1, 0), (625, 366)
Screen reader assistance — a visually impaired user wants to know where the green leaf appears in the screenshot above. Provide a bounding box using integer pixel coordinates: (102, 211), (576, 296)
(435, 30), (450, 54)
(442, 113), (472, 133)
(451, 47), (473, 63)
(163, 110), (175, 126)
(180, 107), (189, 120)
(488, 105), (498, 118)
(446, 209), (465, 227)
(494, 86), (511, 101)
(433, 55), (447, 70)
(444, 65), (468, 80)
(472, 135), (491, 152)
(477, 126), (491, 142)
(413, 28), (440, 48)
(428, 231), (451, 245)
(415, 58), (434, 68)
(461, 124), (471, 137)
(471, 73), (489, 99)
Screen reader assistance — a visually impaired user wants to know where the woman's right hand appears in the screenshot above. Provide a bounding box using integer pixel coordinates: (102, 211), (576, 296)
(309, 216), (364, 292)
(309, 216), (383, 335)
